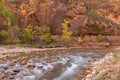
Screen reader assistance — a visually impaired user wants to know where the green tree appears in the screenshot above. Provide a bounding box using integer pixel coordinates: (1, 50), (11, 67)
(0, 1), (20, 44)
(96, 34), (103, 42)
(22, 25), (33, 43)
(34, 25), (53, 43)
(0, 30), (8, 42)
(0, 1), (17, 26)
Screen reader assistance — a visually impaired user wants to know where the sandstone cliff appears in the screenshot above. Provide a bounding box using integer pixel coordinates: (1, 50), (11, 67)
(1, 0), (120, 35)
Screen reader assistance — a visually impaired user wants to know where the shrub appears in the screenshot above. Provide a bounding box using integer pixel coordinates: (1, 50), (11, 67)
(62, 19), (72, 42)
(13, 38), (21, 44)
(0, 30), (8, 42)
(96, 34), (103, 42)
(41, 33), (53, 43)
(34, 26), (53, 43)
(73, 31), (79, 36)
(78, 37), (83, 43)
(0, 30), (8, 38)
(5, 37), (20, 44)
(34, 25), (50, 35)
(22, 25), (33, 43)
(0, 26), (21, 44)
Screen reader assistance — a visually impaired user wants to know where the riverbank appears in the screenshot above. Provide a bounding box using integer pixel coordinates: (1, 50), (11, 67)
(82, 50), (120, 80)
(0, 44), (119, 54)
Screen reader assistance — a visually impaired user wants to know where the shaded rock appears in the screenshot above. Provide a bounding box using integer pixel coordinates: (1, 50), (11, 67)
(13, 69), (20, 73)
(38, 66), (43, 69)
(10, 71), (17, 75)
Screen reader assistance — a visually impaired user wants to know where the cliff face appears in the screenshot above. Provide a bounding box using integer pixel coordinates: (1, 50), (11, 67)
(1, 0), (120, 35)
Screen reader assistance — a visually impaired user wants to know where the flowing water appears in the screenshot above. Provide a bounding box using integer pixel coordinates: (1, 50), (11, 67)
(53, 56), (90, 80)
(0, 48), (114, 80)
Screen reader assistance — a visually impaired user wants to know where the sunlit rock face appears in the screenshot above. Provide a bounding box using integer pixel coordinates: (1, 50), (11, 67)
(1, 0), (120, 35)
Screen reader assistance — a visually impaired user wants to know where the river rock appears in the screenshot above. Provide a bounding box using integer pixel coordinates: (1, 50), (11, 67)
(38, 66), (43, 69)
(0, 73), (5, 78)
(9, 75), (15, 79)
(13, 69), (20, 73)
(28, 64), (35, 69)
(4, 66), (8, 70)
(0, 68), (5, 72)
(9, 62), (15, 66)
(3, 78), (8, 80)
(10, 71), (17, 75)
(20, 60), (27, 65)
(12, 59), (17, 63)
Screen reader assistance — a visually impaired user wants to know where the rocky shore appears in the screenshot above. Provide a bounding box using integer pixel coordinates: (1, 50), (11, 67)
(82, 50), (120, 80)
(0, 47), (67, 54)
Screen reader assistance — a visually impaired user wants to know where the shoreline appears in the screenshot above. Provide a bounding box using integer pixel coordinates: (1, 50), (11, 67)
(82, 51), (120, 80)
(0, 46), (118, 60)
(0, 45), (119, 54)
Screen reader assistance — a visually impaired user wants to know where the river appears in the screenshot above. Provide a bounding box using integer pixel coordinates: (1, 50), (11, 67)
(0, 48), (114, 80)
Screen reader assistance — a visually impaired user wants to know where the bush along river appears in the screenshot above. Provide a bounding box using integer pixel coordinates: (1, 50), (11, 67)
(0, 48), (114, 80)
